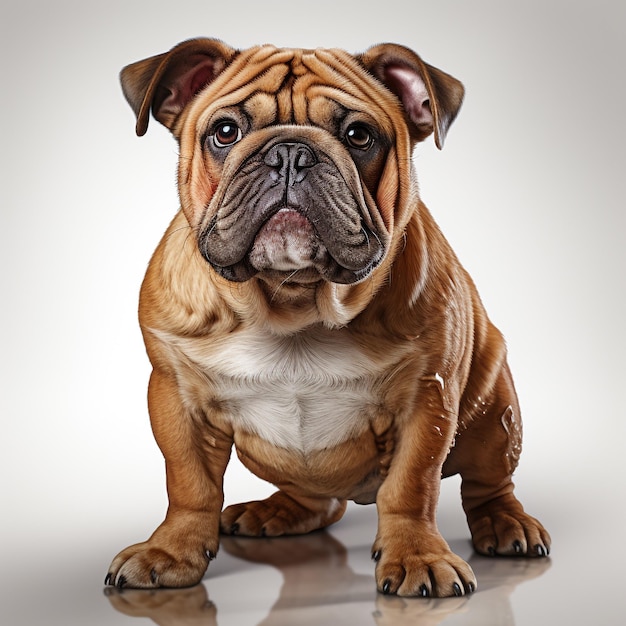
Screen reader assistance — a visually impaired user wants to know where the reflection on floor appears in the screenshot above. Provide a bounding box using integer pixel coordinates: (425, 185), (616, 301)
(105, 527), (551, 626)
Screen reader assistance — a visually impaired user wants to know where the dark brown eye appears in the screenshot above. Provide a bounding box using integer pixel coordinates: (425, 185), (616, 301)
(213, 121), (242, 148)
(346, 124), (373, 150)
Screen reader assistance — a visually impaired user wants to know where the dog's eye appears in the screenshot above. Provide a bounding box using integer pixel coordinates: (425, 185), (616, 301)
(345, 124), (373, 150)
(213, 121), (242, 148)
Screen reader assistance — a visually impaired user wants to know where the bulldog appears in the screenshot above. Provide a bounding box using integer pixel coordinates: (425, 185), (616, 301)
(105, 38), (550, 598)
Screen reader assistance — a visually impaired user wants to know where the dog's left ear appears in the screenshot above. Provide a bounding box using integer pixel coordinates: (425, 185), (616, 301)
(360, 44), (464, 149)
(120, 38), (238, 136)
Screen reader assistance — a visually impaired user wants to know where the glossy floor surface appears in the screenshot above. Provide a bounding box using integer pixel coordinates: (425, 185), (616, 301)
(4, 476), (624, 626)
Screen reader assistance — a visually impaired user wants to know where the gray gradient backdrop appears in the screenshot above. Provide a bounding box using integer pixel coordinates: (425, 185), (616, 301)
(1, 0), (624, 624)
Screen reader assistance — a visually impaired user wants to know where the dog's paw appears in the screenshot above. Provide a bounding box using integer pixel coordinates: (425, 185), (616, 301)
(105, 540), (216, 589)
(467, 494), (551, 558)
(372, 519), (477, 598)
(220, 491), (346, 537)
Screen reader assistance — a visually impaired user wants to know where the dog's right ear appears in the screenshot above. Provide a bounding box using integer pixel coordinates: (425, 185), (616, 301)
(120, 38), (237, 136)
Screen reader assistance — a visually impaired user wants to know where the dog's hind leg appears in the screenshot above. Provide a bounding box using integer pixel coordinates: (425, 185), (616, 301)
(220, 491), (347, 537)
(446, 362), (551, 558)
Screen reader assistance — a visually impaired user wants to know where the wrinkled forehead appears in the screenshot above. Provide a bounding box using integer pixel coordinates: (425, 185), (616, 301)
(193, 45), (398, 134)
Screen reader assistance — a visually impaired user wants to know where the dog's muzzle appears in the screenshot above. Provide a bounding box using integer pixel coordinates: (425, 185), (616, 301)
(198, 138), (387, 284)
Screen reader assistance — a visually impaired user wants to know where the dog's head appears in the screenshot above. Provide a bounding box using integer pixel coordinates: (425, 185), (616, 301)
(121, 39), (463, 315)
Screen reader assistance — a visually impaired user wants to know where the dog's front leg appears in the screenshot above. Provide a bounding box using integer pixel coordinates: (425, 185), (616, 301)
(372, 376), (476, 598)
(106, 370), (232, 589)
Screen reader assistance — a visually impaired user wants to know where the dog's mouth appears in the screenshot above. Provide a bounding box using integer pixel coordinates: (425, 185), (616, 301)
(197, 139), (387, 285)
(201, 207), (381, 285)
(248, 208), (335, 279)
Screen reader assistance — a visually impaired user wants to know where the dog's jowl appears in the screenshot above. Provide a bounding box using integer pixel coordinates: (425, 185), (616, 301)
(106, 38), (550, 598)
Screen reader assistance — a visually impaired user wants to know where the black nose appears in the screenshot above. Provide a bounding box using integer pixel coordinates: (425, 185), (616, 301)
(264, 142), (318, 184)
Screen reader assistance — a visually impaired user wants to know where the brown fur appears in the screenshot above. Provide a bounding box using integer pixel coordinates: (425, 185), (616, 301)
(106, 38), (550, 598)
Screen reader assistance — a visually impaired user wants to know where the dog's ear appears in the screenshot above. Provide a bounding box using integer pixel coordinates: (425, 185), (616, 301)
(120, 38), (238, 136)
(360, 44), (464, 149)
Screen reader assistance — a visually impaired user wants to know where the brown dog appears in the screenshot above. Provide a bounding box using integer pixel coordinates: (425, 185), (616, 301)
(105, 38), (550, 598)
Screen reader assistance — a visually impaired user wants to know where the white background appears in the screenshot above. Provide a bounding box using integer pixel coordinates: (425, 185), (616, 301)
(1, 1), (624, 624)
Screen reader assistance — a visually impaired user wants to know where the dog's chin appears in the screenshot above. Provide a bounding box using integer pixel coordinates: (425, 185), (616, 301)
(213, 263), (370, 286)
(206, 209), (379, 286)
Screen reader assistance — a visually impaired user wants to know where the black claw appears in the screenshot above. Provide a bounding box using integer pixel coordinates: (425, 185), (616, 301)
(453, 582), (463, 597)
(535, 544), (546, 557)
(419, 584), (430, 598)
(104, 573), (113, 586)
(513, 540), (523, 554)
(382, 579), (392, 595)
(260, 527), (267, 537)
(467, 582), (476, 594)
(206, 550), (216, 562)
(150, 569), (158, 584)
(230, 523), (240, 535)
(371, 550), (381, 562)
(487, 546), (496, 556)
(116, 575), (127, 589)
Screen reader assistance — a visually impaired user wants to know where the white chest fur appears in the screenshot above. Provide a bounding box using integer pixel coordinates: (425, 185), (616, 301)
(155, 326), (389, 453)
